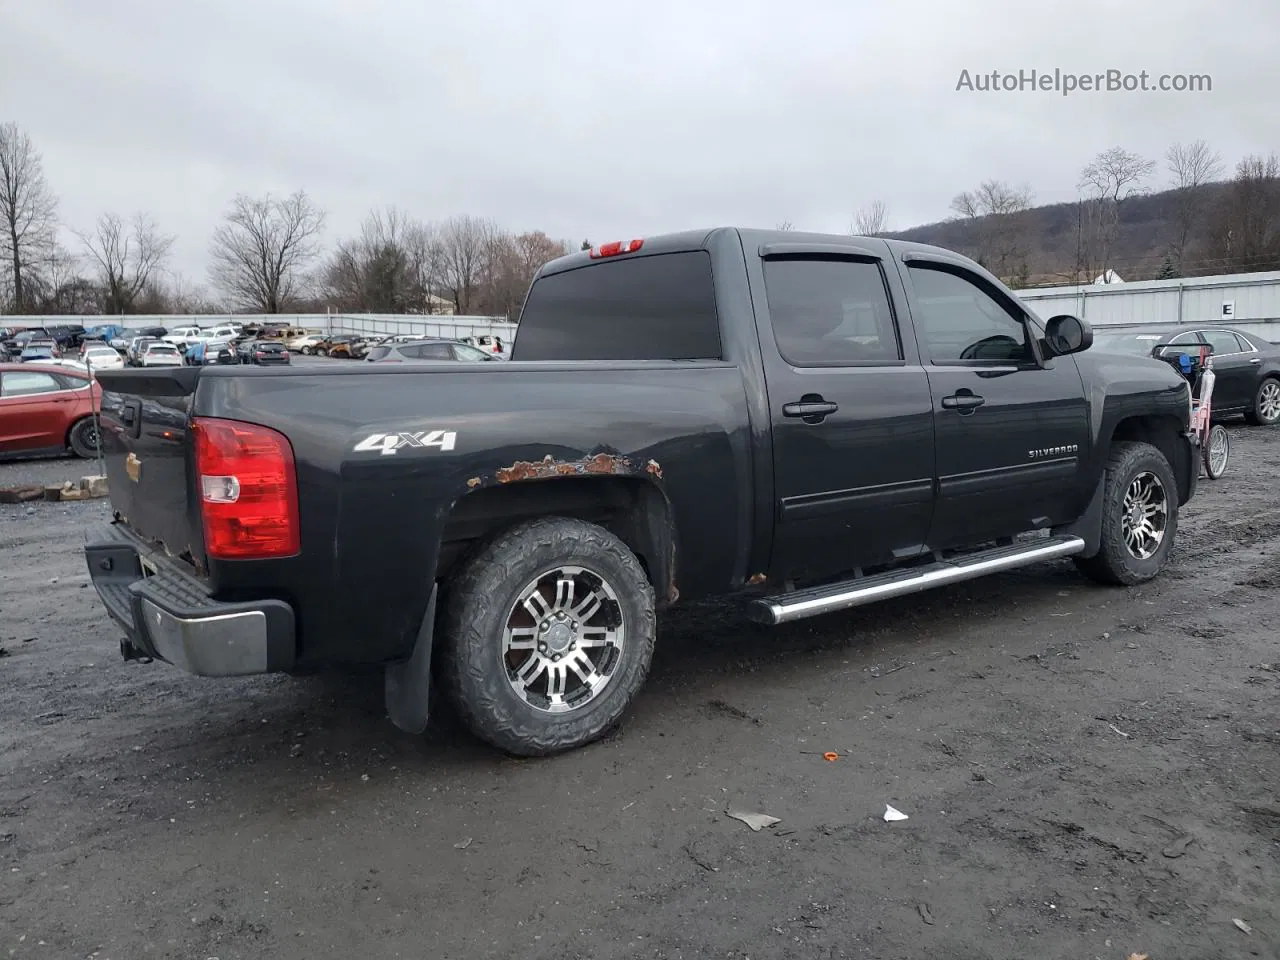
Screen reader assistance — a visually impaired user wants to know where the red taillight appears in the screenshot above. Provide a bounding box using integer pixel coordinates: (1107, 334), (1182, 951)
(588, 238), (644, 258)
(191, 417), (299, 560)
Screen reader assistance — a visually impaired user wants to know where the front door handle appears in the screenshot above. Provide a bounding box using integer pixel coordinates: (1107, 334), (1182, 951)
(783, 401), (838, 417)
(783, 396), (838, 422)
(1250, 357), (1262, 364)
(941, 393), (985, 412)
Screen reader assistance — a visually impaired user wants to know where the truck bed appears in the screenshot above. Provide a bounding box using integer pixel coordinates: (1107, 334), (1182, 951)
(93, 360), (754, 668)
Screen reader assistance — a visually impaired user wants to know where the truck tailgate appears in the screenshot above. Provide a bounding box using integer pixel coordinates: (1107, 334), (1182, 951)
(96, 367), (204, 569)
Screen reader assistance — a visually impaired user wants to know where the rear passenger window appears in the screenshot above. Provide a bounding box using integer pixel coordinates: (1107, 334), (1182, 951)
(1202, 330), (1242, 356)
(412, 343), (453, 360)
(762, 258), (902, 365)
(512, 251), (721, 361)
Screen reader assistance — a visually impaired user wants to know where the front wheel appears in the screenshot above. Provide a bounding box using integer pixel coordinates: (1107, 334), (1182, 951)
(1204, 424), (1230, 479)
(439, 516), (657, 756)
(1073, 441), (1179, 586)
(300, 346), (312, 355)
(68, 417), (101, 459)
(1244, 377), (1280, 426)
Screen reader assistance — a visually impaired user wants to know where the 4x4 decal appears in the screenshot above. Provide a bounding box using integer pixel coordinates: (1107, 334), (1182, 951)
(353, 431), (457, 456)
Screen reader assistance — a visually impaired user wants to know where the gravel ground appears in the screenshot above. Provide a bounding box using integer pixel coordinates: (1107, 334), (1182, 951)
(1, 424), (1278, 960)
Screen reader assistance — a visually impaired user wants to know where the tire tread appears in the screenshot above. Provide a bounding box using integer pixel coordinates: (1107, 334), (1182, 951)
(1073, 440), (1178, 586)
(438, 516), (656, 756)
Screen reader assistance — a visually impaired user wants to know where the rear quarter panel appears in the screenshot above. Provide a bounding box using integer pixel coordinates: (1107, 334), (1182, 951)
(194, 362), (752, 667)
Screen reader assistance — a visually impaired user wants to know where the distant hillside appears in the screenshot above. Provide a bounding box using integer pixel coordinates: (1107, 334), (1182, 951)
(884, 182), (1253, 288)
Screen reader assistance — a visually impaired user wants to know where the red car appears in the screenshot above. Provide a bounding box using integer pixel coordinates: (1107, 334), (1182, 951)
(0, 362), (104, 459)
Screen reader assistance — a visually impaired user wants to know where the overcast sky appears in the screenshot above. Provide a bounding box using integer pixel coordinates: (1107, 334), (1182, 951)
(2, 0), (1276, 282)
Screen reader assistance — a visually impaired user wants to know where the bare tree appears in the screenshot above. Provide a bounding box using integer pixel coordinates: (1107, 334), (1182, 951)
(0, 122), (58, 313)
(26, 245), (94, 314)
(1205, 153), (1280, 273)
(951, 180), (1034, 219)
(1080, 146), (1156, 205)
(209, 190), (325, 312)
(1165, 139), (1224, 274)
(949, 179), (1035, 281)
(405, 221), (446, 312)
(480, 230), (570, 320)
(77, 212), (175, 314)
(438, 215), (499, 314)
(851, 201), (888, 236)
(775, 220), (794, 231)
(1068, 196), (1109, 284)
(322, 208), (451, 314)
(1078, 147), (1156, 279)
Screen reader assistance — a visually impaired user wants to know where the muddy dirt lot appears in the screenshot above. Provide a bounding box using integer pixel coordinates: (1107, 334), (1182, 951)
(2, 431), (1278, 960)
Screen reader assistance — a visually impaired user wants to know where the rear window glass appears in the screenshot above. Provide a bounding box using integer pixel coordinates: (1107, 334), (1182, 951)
(512, 251), (721, 361)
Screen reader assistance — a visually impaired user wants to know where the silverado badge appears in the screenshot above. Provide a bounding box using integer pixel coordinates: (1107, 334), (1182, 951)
(125, 453), (141, 483)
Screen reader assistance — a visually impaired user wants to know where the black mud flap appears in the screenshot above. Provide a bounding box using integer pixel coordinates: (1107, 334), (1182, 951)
(1055, 478), (1104, 559)
(384, 585), (437, 735)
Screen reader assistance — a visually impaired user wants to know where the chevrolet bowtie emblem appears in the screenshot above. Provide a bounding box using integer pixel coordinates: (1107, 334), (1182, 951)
(125, 453), (141, 483)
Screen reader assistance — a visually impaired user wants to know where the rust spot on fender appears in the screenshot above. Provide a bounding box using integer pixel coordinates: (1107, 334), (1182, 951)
(645, 459), (663, 479)
(747, 572), (767, 585)
(466, 477), (482, 489)
(495, 453), (633, 483)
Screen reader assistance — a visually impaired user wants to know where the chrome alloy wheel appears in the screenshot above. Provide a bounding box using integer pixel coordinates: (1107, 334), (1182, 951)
(1259, 380), (1280, 422)
(502, 565), (625, 714)
(1122, 471), (1169, 560)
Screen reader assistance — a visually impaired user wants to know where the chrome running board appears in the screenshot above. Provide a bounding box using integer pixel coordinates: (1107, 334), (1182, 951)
(747, 534), (1087, 625)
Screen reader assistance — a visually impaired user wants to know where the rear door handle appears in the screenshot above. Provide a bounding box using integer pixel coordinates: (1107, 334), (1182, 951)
(941, 393), (985, 411)
(783, 399), (838, 419)
(1250, 357), (1262, 364)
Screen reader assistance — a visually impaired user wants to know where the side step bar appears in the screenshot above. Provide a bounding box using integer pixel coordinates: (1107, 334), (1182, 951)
(747, 534), (1087, 625)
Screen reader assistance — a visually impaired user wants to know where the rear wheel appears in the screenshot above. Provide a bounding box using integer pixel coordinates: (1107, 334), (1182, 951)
(1074, 441), (1179, 586)
(68, 417), (101, 459)
(1244, 377), (1280, 426)
(439, 516), (656, 756)
(1204, 423), (1230, 479)
(300, 346), (312, 355)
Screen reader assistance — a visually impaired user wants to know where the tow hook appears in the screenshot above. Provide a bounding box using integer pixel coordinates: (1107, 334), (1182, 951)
(119, 636), (152, 665)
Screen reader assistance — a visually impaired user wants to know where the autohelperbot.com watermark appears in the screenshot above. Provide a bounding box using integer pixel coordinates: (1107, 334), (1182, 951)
(955, 68), (1212, 95)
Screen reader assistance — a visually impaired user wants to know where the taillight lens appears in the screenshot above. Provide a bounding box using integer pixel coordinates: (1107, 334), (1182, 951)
(192, 417), (299, 560)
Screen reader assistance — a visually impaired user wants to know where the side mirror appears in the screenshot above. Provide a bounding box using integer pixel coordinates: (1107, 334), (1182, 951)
(1044, 314), (1092, 356)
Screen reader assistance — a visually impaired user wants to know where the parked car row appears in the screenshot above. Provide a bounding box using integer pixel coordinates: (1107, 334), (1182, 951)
(282, 330), (509, 362)
(2, 321), (511, 363)
(0, 324), (90, 355)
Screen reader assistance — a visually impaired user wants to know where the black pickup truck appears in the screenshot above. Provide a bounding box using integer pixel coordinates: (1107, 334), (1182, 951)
(84, 228), (1197, 756)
